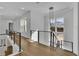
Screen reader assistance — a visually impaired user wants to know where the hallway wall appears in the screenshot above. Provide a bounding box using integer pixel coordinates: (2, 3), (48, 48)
(12, 9), (45, 41)
(43, 5), (79, 55)
(31, 10), (44, 31)
(30, 10), (45, 43)
(73, 2), (78, 55)
(63, 8), (73, 51)
(0, 16), (12, 34)
(13, 11), (31, 38)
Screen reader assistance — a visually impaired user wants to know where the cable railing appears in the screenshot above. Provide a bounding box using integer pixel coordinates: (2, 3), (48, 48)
(0, 31), (21, 56)
(30, 30), (73, 53)
(53, 32), (73, 52)
(0, 34), (6, 47)
(0, 33), (12, 56)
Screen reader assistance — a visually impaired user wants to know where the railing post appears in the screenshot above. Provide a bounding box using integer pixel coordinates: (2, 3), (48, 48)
(14, 32), (15, 44)
(4, 39), (6, 46)
(9, 31), (12, 40)
(50, 31), (52, 47)
(19, 33), (21, 52)
(53, 33), (54, 47)
(30, 30), (32, 38)
(61, 40), (62, 48)
(38, 31), (39, 43)
(72, 42), (73, 53)
(0, 40), (2, 47)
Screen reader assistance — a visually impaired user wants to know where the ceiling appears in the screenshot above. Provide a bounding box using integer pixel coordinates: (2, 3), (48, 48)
(0, 2), (74, 18)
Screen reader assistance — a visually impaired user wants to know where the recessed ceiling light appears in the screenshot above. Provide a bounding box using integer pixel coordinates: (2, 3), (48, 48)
(0, 7), (4, 9)
(21, 7), (25, 10)
(15, 13), (18, 16)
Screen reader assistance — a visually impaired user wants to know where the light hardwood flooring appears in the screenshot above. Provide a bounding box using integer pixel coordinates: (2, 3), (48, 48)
(14, 36), (76, 56)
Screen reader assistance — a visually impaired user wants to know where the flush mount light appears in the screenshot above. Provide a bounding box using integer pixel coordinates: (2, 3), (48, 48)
(49, 7), (54, 10)
(35, 2), (40, 4)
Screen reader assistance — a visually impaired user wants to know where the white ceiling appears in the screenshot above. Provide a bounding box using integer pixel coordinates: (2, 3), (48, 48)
(0, 2), (74, 18)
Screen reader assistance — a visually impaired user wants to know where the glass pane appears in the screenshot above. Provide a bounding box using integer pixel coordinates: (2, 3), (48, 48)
(20, 19), (27, 32)
(50, 18), (55, 24)
(56, 17), (64, 25)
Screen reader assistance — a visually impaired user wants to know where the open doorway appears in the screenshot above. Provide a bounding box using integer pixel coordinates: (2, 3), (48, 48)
(50, 17), (64, 47)
(9, 22), (14, 32)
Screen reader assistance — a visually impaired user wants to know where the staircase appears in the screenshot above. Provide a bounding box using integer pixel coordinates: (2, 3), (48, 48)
(0, 35), (7, 56)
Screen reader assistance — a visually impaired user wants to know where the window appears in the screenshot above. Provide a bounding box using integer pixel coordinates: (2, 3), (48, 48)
(50, 17), (64, 32)
(56, 17), (64, 25)
(20, 17), (27, 32)
(50, 17), (64, 25)
(50, 18), (55, 24)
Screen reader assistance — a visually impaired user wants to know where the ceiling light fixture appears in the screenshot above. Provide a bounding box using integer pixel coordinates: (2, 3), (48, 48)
(0, 7), (4, 9)
(35, 2), (40, 4)
(21, 7), (25, 10)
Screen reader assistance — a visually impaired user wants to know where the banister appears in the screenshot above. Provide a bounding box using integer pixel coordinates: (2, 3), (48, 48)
(30, 30), (73, 52)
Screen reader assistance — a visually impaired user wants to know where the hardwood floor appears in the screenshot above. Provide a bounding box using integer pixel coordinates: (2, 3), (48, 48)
(15, 36), (76, 56)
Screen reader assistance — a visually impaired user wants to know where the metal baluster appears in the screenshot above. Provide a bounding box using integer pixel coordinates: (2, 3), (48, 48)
(14, 32), (15, 44)
(53, 33), (54, 47)
(72, 42), (73, 53)
(1, 40), (3, 47)
(38, 31), (39, 43)
(30, 30), (32, 38)
(4, 39), (6, 46)
(19, 33), (21, 52)
(50, 31), (52, 46)
(0, 40), (2, 47)
(61, 40), (62, 48)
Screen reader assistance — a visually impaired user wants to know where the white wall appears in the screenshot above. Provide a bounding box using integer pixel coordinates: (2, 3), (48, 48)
(31, 10), (45, 43)
(13, 11), (31, 38)
(13, 17), (20, 32)
(44, 5), (79, 55)
(78, 2), (79, 55)
(63, 9), (73, 51)
(31, 10), (44, 30)
(0, 20), (8, 34)
(12, 9), (45, 41)
(73, 2), (78, 55)
(43, 8), (74, 47)
(53, 6), (78, 55)
(0, 16), (11, 34)
(20, 11), (31, 38)
(43, 15), (50, 46)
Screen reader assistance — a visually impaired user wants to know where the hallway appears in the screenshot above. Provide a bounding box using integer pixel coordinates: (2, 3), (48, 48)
(15, 36), (76, 56)
(0, 2), (78, 56)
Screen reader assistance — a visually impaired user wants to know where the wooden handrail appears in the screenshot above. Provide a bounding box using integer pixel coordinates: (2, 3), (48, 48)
(9, 31), (21, 52)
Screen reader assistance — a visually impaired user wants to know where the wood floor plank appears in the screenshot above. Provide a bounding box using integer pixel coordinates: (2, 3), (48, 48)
(15, 36), (76, 56)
